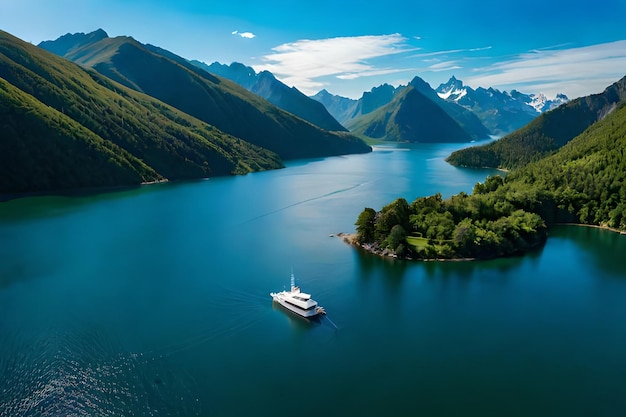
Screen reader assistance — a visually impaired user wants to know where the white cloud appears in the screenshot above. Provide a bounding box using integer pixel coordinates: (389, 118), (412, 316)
(232, 30), (255, 39)
(427, 60), (462, 72)
(410, 46), (491, 59)
(254, 34), (416, 95)
(465, 40), (626, 98)
(337, 68), (416, 80)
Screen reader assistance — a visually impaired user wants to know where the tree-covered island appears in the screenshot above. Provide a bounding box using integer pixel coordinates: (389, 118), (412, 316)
(352, 83), (626, 260)
(353, 178), (548, 260)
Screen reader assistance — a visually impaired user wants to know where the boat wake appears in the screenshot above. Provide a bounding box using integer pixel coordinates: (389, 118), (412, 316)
(238, 182), (368, 225)
(323, 315), (339, 330)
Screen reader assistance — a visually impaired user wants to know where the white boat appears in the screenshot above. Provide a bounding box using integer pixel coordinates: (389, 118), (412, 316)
(270, 271), (326, 318)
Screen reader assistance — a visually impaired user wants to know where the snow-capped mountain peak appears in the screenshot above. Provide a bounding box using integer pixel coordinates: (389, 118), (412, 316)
(436, 76), (468, 101)
(528, 92), (570, 113)
(433, 76), (570, 135)
(529, 92), (548, 113)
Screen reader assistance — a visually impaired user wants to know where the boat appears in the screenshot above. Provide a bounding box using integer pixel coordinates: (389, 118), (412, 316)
(270, 271), (326, 318)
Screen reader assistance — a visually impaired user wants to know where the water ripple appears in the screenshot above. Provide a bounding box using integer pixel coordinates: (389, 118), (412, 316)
(0, 329), (202, 416)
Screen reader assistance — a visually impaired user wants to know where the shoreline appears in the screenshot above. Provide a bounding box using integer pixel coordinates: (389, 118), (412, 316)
(331, 233), (477, 262)
(333, 222), (626, 262)
(552, 222), (626, 235)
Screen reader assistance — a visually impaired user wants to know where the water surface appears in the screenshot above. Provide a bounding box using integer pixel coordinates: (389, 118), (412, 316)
(1, 143), (625, 416)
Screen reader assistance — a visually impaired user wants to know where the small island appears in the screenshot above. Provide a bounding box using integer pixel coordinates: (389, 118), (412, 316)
(350, 176), (548, 261)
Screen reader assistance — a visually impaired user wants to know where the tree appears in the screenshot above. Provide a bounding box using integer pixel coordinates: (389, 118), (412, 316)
(386, 224), (407, 251)
(375, 197), (410, 238)
(355, 207), (376, 243)
(452, 218), (477, 256)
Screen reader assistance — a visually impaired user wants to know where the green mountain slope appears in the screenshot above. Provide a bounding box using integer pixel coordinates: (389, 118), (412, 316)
(0, 30), (283, 195)
(40, 30), (370, 159)
(0, 77), (160, 193)
(446, 76), (626, 169)
(347, 86), (472, 142)
(503, 100), (626, 229)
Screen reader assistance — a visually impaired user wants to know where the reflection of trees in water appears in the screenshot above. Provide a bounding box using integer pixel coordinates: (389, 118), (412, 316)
(354, 247), (408, 289)
(354, 238), (542, 283)
(549, 225), (626, 277)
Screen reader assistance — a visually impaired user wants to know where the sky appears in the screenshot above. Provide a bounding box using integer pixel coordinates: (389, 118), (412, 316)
(2, 0), (626, 99)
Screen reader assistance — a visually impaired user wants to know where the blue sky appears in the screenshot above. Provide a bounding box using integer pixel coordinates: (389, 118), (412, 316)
(2, 0), (626, 99)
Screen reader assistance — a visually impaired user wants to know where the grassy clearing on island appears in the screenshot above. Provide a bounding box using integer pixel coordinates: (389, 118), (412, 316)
(406, 236), (428, 251)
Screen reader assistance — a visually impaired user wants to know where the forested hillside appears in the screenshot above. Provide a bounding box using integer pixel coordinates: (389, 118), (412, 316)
(0, 30), (282, 195)
(39, 31), (370, 160)
(354, 97), (626, 260)
(0, 77), (160, 193)
(446, 76), (626, 170)
(504, 101), (626, 229)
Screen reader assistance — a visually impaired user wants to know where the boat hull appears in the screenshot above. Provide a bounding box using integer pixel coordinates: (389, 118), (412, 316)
(270, 294), (322, 318)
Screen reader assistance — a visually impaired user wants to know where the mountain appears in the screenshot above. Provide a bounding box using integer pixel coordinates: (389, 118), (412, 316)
(37, 28), (109, 57)
(510, 90), (570, 113)
(435, 76), (569, 135)
(0, 30), (283, 195)
(38, 30), (370, 161)
(314, 83), (401, 127)
(310, 89), (359, 125)
(313, 76), (569, 139)
(313, 77), (489, 141)
(343, 76), (489, 142)
(407, 76), (490, 140)
(191, 61), (346, 132)
(446, 75), (626, 169)
(347, 86), (473, 142)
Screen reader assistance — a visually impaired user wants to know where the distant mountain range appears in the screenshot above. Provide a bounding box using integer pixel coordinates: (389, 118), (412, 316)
(191, 61), (346, 132)
(435, 76), (569, 135)
(39, 29), (570, 146)
(179, 58), (569, 143)
(314, 76), (490, 142)
(345, 84), (480, 143)
(312, 76), (569, 137)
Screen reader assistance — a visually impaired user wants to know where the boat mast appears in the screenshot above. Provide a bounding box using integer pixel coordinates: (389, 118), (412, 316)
(290, 267), (295, 291)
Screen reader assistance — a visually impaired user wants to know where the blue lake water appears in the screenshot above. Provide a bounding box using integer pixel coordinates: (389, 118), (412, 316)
(1, 143), (625, 416)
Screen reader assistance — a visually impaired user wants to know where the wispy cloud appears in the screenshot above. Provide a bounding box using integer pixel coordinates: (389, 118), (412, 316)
(254, 34), (417, 94)
(469, 46), (492, 52)
(337, 68), (414, 80)
(410, 46), (491, 59)
(427, 61), (462, 72)
(465, 41), (626, 98)
(232, 30), (255, 39)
